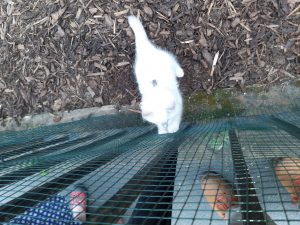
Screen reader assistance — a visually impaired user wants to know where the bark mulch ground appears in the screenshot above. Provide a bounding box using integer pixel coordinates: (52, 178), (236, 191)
(0, 0), (299, 120)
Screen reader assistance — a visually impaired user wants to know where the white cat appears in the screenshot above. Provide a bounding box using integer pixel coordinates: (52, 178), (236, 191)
(128, 15), (184, 134)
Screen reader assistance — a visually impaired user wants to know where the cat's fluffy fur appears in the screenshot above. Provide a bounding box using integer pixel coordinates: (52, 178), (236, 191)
(128, 15), (184, 134)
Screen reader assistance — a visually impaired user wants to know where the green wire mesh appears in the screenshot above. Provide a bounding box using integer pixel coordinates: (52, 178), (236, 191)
(0, 108), (300, 224)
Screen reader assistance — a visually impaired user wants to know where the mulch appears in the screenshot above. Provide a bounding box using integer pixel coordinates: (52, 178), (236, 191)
(0, 0), (299, 120)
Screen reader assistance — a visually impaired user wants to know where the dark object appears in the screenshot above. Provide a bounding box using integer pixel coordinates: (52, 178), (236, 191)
(152, 79), (158, 87)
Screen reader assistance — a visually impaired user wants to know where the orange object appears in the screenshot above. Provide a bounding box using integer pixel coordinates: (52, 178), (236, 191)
(201, 173), (239, 218)
(275, 157), (300, 204)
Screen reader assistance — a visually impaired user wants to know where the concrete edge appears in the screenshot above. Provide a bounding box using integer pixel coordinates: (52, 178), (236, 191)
(0, 105), (140, 132)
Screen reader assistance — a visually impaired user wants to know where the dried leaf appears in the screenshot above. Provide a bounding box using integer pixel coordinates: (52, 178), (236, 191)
(116, 61), (130, 67)
(95, 96), (103, 104)
(104, 14), (113, 27)
(4, 89), (14, 93)
(143, 5), (153, 17)
(89, 7), (98, 15)
(94, 62), (107, 71)
(231, 18), (240, 28)
(87, 86), (95, 98)
(50, 6), (67, 25)
(52, 99), (62, 111)
(6, 4), (14, 16)
(114, 9), (129, 17)
(230, 72), (245, 82)
(17, 44), (25, 50)
(0, 80), (5, 89)
(53, 115), (62, 122)
(242, 0), (256, 5)
(87, 72), (105, 76)
(202, 49), (213, 65)
(287, 0), (300, 8)
(56, 25), (65, 37)
(172, 4), (180, 13)
(199, 32), (208, 47)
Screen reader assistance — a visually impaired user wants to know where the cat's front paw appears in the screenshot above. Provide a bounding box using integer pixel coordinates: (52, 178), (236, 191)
(157, 124), (169, 134)
(167, 123), (180, 134)
(167, 127), (179, 134)
(158, 130), (168, 135)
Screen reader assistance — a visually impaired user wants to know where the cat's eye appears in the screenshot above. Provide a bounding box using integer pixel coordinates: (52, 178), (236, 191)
(152, 80), (157, 87)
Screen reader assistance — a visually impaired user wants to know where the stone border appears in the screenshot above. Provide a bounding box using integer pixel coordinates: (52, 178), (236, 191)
(0, 105), (140, 132)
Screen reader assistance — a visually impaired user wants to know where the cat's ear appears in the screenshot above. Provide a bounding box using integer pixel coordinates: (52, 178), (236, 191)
(175, 65), (184, 78)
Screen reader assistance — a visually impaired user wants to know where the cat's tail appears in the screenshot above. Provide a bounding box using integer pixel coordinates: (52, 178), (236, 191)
(128, 15), (149, 46)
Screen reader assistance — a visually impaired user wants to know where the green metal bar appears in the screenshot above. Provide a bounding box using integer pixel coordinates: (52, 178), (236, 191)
(229, 129), (267, 225)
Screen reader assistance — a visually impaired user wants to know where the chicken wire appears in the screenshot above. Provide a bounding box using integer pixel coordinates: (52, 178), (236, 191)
(0, 109), (300, 225)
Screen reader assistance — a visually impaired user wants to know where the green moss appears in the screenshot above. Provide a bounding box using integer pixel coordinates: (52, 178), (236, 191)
(183, 90), (243, 122)
(183, 82), (299, 122)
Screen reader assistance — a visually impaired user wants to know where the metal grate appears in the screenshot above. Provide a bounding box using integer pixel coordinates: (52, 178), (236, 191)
(0, 111), (300, 224)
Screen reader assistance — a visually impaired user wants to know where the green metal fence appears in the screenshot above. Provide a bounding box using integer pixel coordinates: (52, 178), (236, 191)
(0, 108), (300, 224)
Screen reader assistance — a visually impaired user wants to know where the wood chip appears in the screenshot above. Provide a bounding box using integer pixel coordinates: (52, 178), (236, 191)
(202, 49), (213, 65)
(116, 61), (130, 67)
(104, 14), (114, 27)
(87, 72), (105, 76)
(87, 86), (95, 98)
(144, 5), (153, 17)
(50, 6), (67, 25)
(52, 99), (62, 111)
(114, 9), (129, 17)
(94, 96), (103, 104)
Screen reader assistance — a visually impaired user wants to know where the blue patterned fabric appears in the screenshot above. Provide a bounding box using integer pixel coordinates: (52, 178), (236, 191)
(7, 195), (81, 225)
